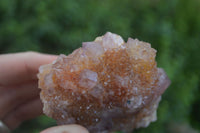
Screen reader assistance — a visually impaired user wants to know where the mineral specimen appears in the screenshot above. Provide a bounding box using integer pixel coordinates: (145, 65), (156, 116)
(38, 32), (170, 133)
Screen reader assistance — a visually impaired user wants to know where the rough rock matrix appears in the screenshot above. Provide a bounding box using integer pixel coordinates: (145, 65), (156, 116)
(38, 32), (170, 133)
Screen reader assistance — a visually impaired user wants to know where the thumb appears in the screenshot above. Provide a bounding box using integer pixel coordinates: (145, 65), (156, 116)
(40, 124), (89, 133)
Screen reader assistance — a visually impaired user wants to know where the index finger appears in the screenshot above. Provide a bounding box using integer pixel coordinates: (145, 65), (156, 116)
(0, 52), (57, 86)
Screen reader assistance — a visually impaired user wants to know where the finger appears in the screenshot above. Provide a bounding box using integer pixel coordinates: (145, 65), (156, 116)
(40, 124), (89, 133)
(2, 97), (43, 130)
(0, 80), (40, 119)
(0, 51), (57, 86)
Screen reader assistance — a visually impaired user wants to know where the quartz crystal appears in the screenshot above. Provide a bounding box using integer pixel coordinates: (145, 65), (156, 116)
(38, 32), (170, 133)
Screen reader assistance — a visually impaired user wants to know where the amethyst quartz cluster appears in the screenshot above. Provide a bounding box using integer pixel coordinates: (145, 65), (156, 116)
(38, 32), (170, 133)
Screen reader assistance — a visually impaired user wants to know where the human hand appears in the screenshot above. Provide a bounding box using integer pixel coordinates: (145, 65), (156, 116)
(0, 52), (90, 133)
(0, 52), (57, 130)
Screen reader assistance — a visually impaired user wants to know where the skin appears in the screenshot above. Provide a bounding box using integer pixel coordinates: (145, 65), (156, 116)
(0, 52), (89, 133)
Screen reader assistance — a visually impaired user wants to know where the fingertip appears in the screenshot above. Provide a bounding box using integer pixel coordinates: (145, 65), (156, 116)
(40, 124), (89, 133)
(23, 52), (58, 79)
(0, 52), (58, 85)
(25, 51), (58, 63)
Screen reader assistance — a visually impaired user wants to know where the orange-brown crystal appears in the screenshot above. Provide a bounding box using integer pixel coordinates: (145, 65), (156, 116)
(38, 32), (170, 133)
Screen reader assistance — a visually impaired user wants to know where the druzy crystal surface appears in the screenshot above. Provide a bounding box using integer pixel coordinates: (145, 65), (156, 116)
(38, 32), (170, 133)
